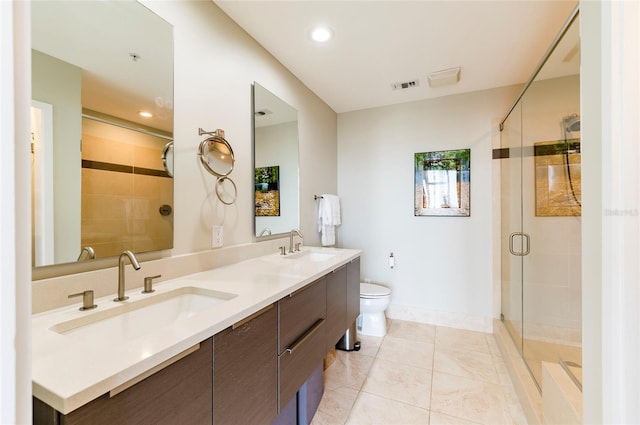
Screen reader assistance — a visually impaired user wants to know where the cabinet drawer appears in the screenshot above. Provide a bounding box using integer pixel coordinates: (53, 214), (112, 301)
(278, 318), (326, 411)
(278, 277), (326, 354)
(44, 338), (213, 425)
(214, 304), (278, 425)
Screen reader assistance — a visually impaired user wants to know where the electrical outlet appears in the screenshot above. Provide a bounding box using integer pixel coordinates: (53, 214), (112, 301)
(212, 225), (223, 248)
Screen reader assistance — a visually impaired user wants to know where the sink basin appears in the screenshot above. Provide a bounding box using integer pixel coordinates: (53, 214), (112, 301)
(50, 287), (236, 343)
(283, 249), (338, 262)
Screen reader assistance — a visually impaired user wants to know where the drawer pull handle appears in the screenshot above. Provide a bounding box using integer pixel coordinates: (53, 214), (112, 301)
(285, 318), (325, 355)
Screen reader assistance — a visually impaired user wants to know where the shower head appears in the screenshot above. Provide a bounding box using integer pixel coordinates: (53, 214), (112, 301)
(563, 114), (581, 133)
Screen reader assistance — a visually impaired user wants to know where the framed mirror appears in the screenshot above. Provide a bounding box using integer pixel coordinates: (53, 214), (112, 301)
(253, 83), (300, 238)
(30, 1), (174, 268)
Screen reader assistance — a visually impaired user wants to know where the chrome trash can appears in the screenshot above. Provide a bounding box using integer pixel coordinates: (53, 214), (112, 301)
(336, 320), (360, 351)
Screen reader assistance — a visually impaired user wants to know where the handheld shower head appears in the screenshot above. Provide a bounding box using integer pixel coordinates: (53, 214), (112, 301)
(563, 114), (581, 133)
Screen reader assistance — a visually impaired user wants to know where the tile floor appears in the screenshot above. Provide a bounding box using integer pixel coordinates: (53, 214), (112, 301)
(311, 319), (528, 425)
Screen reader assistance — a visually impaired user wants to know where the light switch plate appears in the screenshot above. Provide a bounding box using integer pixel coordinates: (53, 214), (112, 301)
(212, 225), (223, 248)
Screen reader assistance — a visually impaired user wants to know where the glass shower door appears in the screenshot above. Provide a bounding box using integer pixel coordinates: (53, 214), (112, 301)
(500, 11), (582, 391)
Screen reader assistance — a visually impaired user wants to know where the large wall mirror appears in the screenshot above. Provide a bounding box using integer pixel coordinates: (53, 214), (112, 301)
(31, 1), (174, 268)
(253, 83), (300, 238)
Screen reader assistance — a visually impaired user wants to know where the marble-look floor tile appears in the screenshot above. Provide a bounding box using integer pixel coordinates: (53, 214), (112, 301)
(492, 356), (515, 388)
(429, 411), (482, 425)
(356, 335), (384, 358)
(431, 372), (511, 424)
(435, 326), (490, 354)
(324, 351), (375, 391)
(485, 333), (502, 357)
(376, 335), (434, 370)
(311, 386), (359, 425)
(361, 358), (432, 409)
(387, 319), (436, 343)
(433, 346), (499, 384)
(345, 391), (430, 425)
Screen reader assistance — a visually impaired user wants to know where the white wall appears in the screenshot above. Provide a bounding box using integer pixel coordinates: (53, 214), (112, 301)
(1, 1), (32, 423)
(338, 86), (519, 330)
(139, 1), (336, 253)
(580, 2), (602, 422)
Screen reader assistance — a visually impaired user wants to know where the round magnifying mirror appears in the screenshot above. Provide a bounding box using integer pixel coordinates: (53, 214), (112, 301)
(161, 141), (174, 177)
(198, 136), (234, 177)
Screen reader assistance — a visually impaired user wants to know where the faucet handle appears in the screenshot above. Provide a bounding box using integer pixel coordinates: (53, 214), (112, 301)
(142, 274), (161, 294)
(68, 290), (97, 311)
(279, 246), (287, 256)
(295, 242), (302, 252)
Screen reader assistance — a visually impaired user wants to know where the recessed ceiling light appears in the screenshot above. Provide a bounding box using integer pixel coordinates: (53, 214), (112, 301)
(310, 26), (333, 43)
(139, 111), (153, 118)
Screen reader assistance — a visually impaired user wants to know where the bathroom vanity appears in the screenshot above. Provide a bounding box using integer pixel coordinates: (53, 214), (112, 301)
(32, 247), (361, 425)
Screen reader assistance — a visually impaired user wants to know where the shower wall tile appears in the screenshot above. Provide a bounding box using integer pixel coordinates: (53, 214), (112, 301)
(82, 133), (134, 166)
(82, 168), (134, 196)
(134, 143), (165, 170)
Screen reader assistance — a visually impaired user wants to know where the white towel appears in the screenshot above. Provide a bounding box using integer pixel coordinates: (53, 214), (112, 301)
(317, 194), (341, 246)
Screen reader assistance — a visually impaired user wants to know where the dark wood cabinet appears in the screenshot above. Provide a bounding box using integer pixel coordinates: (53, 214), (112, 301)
(325, 265), (347, 350)
(278, 278), (327, 411)
(346, 257), (361, 328)
(34, 338), (213, 425)
(214, 304), (278, 425)
(33, 255), (361, 425)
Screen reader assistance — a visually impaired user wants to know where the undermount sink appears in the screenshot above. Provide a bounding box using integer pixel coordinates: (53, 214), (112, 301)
(283, 249), (338, 262)
(50, 287), (236, 343)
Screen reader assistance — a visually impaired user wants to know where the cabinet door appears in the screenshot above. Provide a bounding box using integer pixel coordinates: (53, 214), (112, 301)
(325, 265), (347, 349)
(346, 257), (361, 327)
(58, 338), (213, 425)
(214, 304), (278, 425)
(279, 277), (326, 354)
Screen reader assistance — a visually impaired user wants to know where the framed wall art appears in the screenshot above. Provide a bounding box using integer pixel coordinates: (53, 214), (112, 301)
(414, 149), (470, 217)
(255, 165), (280, 216)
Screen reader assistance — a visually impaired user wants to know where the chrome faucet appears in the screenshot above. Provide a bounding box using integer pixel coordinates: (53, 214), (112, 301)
(289, 229), (303, 253)
(114, 250), (141, 302)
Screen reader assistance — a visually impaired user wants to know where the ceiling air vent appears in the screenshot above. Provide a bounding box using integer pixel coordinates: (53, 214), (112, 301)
(391, 80), (419, 91)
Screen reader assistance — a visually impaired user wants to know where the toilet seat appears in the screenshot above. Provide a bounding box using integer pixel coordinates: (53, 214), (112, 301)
(360, 283), (391, 299)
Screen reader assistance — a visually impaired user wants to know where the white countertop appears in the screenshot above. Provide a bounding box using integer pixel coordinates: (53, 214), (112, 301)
(32, 246), (361, 414)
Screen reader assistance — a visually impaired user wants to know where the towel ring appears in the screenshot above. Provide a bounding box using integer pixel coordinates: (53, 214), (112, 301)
(215, 176), (237, 205)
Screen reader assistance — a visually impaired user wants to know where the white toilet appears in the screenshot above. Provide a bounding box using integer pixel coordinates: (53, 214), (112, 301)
(357, 282), (391, 337)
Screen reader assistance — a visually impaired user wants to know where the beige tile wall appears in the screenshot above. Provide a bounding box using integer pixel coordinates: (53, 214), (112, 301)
(81, 118), (172, 259)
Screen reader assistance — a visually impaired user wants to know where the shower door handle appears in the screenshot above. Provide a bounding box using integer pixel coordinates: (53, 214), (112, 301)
(509, 232), (530, 256)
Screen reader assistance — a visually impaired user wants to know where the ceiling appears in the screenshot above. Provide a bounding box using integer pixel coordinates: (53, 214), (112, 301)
(215, 1), (578, 114)
(31, 1), (174, 132)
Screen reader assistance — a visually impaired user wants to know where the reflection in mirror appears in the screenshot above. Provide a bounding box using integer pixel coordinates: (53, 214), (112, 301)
(253, 83), (300, 238)
(162, 142), (174, 177)
(30, 1), (174, 268)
